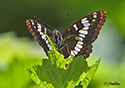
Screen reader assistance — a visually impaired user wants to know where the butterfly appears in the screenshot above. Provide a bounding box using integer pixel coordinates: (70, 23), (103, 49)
(26, 11), (106, 59)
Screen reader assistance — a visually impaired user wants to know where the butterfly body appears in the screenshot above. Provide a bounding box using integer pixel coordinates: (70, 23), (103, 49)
(26, 11), (106, 59)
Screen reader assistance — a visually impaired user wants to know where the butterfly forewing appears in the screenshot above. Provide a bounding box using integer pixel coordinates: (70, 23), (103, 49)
(62, 11), (106, 58)
(26, 19), (53, 53)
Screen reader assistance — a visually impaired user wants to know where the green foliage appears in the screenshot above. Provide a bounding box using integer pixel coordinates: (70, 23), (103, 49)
(0, 32), (42, 88)
(0, 32), (124, 88)
(26, 36), (101, 88)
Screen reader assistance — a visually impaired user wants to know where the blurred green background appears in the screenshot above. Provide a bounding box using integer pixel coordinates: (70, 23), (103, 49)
(0, 0), (125, 88)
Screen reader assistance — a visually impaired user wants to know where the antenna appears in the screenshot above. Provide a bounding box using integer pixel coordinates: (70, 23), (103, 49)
(56, 11), (71, 29)
(64, 11), (71, 21)
(33, 15), (54, 29)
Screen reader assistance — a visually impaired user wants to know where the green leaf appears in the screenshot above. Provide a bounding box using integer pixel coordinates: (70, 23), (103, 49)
(81, 58), (101, 88)
(26, 35), (101, 88)
(26, 55), (88, 88)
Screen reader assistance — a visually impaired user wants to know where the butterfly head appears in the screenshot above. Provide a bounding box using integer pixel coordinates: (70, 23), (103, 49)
(53, 29), (61, 43)
(53, 29), (59, 35)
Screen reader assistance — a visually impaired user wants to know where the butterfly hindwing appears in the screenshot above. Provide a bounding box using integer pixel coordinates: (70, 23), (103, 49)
(26, 19), (53, 53)
(61, 11), (106, 58)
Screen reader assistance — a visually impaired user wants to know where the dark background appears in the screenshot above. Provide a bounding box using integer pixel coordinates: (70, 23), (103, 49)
(0, 0), (125, 88)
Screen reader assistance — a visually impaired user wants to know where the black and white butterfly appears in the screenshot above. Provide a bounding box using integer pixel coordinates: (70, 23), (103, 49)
(26, 11), (106, 59)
